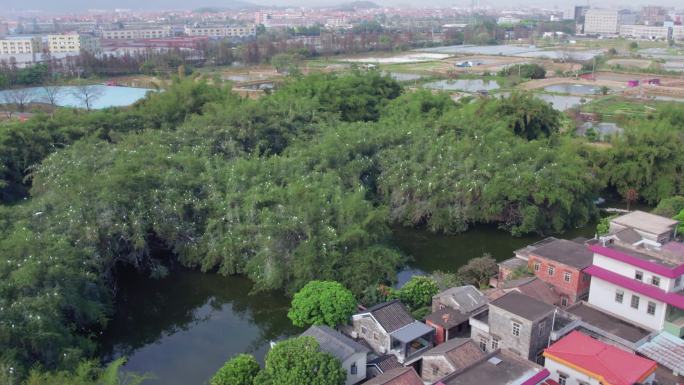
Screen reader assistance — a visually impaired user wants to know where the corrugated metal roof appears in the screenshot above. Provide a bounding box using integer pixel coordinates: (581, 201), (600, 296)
(637, 332), (684, 374)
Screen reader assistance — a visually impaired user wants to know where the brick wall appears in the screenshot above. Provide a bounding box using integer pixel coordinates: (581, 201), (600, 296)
(529, 256), (591, 305)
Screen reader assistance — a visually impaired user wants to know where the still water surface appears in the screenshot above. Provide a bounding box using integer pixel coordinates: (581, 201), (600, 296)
(103, 224), (597, 385)
(0, 85), (151, 109)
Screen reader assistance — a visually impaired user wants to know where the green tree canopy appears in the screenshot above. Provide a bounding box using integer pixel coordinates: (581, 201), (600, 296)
(254, 336), (345, 385)
(288, 281), (357, 328)
(457, 255), (498, 288)
(211, 354), (260, 385)
(397, 276), (439, 311)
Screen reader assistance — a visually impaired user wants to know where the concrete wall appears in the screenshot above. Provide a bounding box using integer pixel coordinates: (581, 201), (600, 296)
(420, 355), (454, 383)
(352, 315), (389, 354)
(588, 277), (665, 331)
(342, 352), (367, 385)
(593, 254), (675, 292)
(545, 357), (654, 385)
(529, 256), (591, 304)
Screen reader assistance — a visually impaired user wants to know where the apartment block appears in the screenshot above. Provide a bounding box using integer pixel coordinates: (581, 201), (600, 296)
(47, 33), (100, 54)
(0, 36), (42, 55)
(584, 9), (634, 35)
(101, 27), (172, 40)
(619, 25), (670, 40)
(184, 25), (256, 38)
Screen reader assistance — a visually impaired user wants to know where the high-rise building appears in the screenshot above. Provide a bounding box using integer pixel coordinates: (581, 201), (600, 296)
(584, 9), (635, 35)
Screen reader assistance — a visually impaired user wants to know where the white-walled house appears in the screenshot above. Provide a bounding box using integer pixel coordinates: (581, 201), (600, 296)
(544, 331), (657, 385)
(302, 325), (370, 385)
(585, 212), (684, 337)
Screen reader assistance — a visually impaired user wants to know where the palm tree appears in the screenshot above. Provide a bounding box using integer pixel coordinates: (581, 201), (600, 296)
(625, 188), (638, 211)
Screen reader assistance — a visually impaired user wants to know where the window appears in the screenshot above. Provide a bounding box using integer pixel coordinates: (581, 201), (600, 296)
(350, 363), (357, 375)
(548, 266), (555, 276)
(373, 332), (379, 341)
(558, 373), (568, 385)
(651, 276), (660, 287)
(631, 295), (640, 309)
(563, 272), (572, 282)
(676, 276), (682, 288)
(432, 366), (439, 376)
(361, 326), (367, 335)
(512, 322), (521, 337)
(615, 290), (624, 303)
(582, 273), (591, 282)
(491, 337), (499, 350)
(635, 270), (643, 281)
(561, 296), (569, 307)
(479, 336), (488, 352)
(534, 262), (540, 272)
(647, 301), (656, 315)
(538, 322), (546, 336)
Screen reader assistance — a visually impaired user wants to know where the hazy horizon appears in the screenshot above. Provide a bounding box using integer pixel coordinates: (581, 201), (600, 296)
(6, 0), (684, 13)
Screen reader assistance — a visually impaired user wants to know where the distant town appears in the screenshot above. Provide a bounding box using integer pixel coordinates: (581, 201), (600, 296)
(0, 4), (683, 68)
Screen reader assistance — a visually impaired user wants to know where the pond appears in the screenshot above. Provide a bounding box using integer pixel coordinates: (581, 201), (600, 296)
(543, 83), (601, 95)
(103, 223), (598, 385)
(535, 94), (587, 111)
(0, 85), (152, 109)
(423, 79), (500, 92)
(385, 72), (423, 82)
(99, 269), (300, 385)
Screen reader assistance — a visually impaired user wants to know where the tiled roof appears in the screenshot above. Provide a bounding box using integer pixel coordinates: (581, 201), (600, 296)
(529, 238), (593, 269)
(365, 300), (415, 333)
(362, 367), (422, 385)
(423, 338), (486, 370)
(368, 354), (401, 373)
(544, 331), (657, 385)
(301, 325), (369, 361)
(636, 332), (684, 374)
(433, 285), (488, 314)
(491, 291), (556, 321)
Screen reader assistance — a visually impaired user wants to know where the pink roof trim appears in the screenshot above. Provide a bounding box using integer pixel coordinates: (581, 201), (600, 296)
(589, 244), (684, 278)
(520, 369), (550, 385)
(585, 265), (684, 309)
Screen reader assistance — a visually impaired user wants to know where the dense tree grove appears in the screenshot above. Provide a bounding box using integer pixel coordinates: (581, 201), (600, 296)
(1, 70), (683, 380)
(288, 281), (357, 328)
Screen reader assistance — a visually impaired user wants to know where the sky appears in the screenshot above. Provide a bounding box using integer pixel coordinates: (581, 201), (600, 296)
(6, 0), (684, 12)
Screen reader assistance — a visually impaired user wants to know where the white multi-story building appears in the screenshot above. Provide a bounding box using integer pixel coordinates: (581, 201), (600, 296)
(620, 25), (670, 40)
(0, 36), (41, 55)
(584, 9), (619, 35)
(497, 15), (521, 25)
(585, 211), (684, 337)
(183, 25), (256, 38)
(101, 27), (172, 40)
(47, 33), (100, 54)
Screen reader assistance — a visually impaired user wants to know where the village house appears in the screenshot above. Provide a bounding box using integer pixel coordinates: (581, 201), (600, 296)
(543, 331), (657, 385)
(350, 300), (434, 364)
(585, 212), (684, 336)
(426, 285), (488, 345)
(488, 276), (562, 307)
(302, 325), (370, 385)
(436, 349), (551, 385)
(469, 291), (556, 363)
(525, 238), (593, 307)
(360, 367), (422, 385)
(418, 337), (486, 383)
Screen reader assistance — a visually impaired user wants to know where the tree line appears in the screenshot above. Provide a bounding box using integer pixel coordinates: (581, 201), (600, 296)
(1, 70), (683, 382)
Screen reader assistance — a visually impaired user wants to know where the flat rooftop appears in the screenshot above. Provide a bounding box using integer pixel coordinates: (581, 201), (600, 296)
(490, 291), (555, 321)
(591, 239), (684, 269)
(530, 238), (593, 269)
(611, 210), (678, 236)
(566, 302), (651, 343)
(442, 350), (543, 385)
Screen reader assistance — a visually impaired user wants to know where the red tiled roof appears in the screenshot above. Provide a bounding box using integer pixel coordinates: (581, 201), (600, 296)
(544, 331), (657, 385)
(585, 265), (684, 309)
